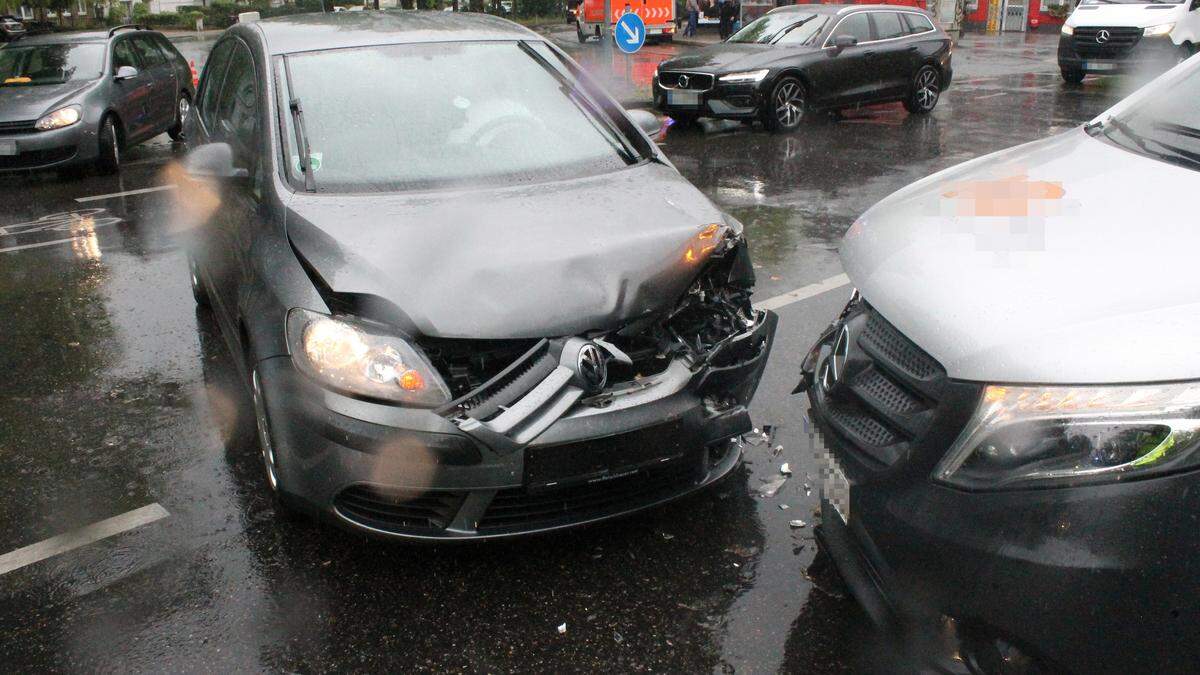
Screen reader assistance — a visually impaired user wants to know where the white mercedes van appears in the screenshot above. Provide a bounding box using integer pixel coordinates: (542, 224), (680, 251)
(1058, 0), (1199, 82)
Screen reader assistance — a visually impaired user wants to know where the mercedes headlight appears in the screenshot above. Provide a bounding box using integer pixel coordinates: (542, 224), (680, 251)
(1061, 24), (1073, 36)
(286, 309), (450, 407)
(935, 383), (1200, 490)
(35, 105), (81, 131)
(1143, 23), (1174, 38)
(719, 69), (769, 84)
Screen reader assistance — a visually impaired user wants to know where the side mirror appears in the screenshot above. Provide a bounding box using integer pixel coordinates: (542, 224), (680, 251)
(114, 65), (139, 81)
(831, 34), (857, 54)
(184, 142), (249, 180)
(626, 109), (662, 137)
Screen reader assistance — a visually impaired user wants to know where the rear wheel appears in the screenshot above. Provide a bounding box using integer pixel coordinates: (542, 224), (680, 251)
(96, 115), (120, 174)
(903, 65), (941, 114)
(188, 255), (209, 307)
(763, 76), (806, 133)
(1060, 68), (1085, 85)
(167, 92), (190, 141)
(576, 21), (587, 42)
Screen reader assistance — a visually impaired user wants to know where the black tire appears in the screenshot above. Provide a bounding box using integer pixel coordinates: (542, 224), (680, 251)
(167, 92), (190, 141)
(1060, 68), (1085, 85)
(188, 255), (210, 307)
(762, 76), (806, 133)
(669, 113), (699, 128)
(96, 115), (120, 174)
(903, 65), (941, 115)
(576, 21), (587, 42)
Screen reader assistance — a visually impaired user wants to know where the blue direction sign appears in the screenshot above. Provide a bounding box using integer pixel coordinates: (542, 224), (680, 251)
(614, 12), (646, 54)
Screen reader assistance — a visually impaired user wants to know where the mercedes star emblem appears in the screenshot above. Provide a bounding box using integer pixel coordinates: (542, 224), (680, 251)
(1096, 29), (1110, 44)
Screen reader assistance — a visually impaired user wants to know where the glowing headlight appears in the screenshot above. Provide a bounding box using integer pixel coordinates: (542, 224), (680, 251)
(35, 105), (81, 131)
(286, 309), (450, 407)
(935, 383), (1200, 490)
(719, 69), (769, 84)
(1143, 23), (1174, 37)
(1060, 24), (1073, 36)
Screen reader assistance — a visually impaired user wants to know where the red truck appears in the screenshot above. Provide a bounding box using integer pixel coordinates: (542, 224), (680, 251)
(572, 0), (676, 44)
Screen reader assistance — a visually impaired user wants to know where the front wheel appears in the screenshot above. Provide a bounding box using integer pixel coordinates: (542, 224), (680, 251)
(167, 93), (190, 141)
(188, 255), (209, 307)
(762, 76), (806, 133)
(1060, 68), (1085, 85)
(96, 115), (120, 175)
(903, 65), (941, 114)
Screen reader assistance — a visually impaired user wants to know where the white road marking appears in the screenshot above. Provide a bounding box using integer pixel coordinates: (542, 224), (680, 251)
(974, 92), (1009, 100)
(74, 184), (177, 203)
(0, 503), (169, 576)
(754, 273), (851, 311)
(0, 236), (90, 254)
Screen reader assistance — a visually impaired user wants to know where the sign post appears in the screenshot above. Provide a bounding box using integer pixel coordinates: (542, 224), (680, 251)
(614, 11), (645, 88)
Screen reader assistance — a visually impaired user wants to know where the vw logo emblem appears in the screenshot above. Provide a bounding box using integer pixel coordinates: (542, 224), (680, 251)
(820, 325), (851, 394)
(1096, 29), (1110, 44)
(576, 342), (608, 392)
(678, 74), (690, 88)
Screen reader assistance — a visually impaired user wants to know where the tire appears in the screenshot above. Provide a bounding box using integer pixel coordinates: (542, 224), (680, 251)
(167, 92), (190, 141)
(576, 21), (587, 42)
(762, 76), (806, 133)
(903, 65), (941, 115)
(188, 255), (210, 307)
(1060, 68), (1085, 85)
(669, 113), (699, 128)
(96, 115), (120, 174)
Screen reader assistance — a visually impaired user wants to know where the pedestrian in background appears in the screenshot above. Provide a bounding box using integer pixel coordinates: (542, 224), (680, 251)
(718, 0), (731, 40)
(685, 0), (699, 37)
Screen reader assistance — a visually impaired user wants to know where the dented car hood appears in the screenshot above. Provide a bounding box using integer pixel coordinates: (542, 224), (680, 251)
(285, 161), (728, 339)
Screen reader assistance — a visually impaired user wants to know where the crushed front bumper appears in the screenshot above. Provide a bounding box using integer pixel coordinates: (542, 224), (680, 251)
(258, 310), (777, 540)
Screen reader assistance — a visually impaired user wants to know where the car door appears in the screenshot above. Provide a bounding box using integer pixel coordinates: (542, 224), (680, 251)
(205, 39), (265, 340)
(806, 11), (876, 108)
(128, 34), (175, 132)
(110, 37), (154, 141)
(868, 11), (916, 99)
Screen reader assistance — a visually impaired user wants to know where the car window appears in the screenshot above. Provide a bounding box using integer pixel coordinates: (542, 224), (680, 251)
(153, 34), (183, 65)
(214, 42), (259, 168)
(872, 12), (907, 41)
(831, 13), (872, 44)
(198, 40), (235, 126)
(130, 36), (165, 67)
(112, 38), (139, 72)
(902, 13), (935, 34)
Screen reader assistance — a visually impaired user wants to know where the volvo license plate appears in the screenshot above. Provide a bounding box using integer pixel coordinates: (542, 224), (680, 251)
(0, 141), (16, 156)
(667, 90), (700, 106)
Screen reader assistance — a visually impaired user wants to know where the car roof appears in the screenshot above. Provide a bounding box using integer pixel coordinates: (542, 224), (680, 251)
(247, 10), (541, 56)
(9, 28), (163, 46)
(770, 3), (931, 15)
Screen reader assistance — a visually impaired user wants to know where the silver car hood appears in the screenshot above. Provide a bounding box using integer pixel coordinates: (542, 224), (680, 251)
(841, 128), (1200, 384)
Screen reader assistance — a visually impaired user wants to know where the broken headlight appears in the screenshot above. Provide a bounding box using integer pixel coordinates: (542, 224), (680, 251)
(935, 383), (1200, 490)
(286, 308), (450, 407)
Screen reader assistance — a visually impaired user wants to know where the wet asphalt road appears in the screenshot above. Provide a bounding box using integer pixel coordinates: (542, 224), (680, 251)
(0, 31), (1134, 673)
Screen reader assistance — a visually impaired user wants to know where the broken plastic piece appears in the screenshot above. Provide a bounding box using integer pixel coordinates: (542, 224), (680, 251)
(789, 519), (807, 528)
(780, 504), (789, 510)
(757, 476), (787, 497)
(780, 463), (792, 476)
(557, 623), (567, 634)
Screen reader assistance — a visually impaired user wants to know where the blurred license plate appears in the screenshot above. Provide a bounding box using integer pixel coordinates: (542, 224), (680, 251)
(820, 452), (851, 524)
(668, 90), (700, 106)
(0, 141), (16, 156)
(1085, 61), (1117, 71)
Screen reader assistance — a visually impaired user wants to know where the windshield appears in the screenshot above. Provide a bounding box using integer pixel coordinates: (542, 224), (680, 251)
(1100, 63), (1200, 171)
(0, 43), (105, 86)
(280, 41), (641, 194)
(728, 12), (826, 44)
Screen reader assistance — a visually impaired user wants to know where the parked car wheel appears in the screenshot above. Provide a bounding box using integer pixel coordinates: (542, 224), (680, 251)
(168, 93), (191, 141)
(763, 76), (806, 132)
(96, 115), (120, 174)
(576, 21), (587, 42)
(903, 65), (941, 114)
(1061, 68), (1085, 85)
(189, 255), (210, 307)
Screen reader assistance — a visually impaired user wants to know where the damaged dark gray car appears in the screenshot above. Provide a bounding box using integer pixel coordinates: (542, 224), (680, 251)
(182, 12), (776, 539)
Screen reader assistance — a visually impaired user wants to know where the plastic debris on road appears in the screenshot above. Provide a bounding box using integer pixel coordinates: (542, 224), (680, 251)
(557, 623), (567, 634)
(780, 463), (792, 476)
(789, 519), (807, 528)
(757, 476), (787, 497)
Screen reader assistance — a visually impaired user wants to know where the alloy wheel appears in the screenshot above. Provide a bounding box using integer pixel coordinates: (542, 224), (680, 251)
(915, 68), (940, 111)
(774, 80), (804, 128)
(178, 96), (190, 124)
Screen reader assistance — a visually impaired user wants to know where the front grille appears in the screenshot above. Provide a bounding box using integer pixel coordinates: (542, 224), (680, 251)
(334, 485), (466, 534)
(477, 457), (701, 533)
(658, 71), (714, 90)
(1073, 26), (1142, 57)
(0, 145), (75, 170)
(0, 120), (36, 135)
(812, 305), (946, 470)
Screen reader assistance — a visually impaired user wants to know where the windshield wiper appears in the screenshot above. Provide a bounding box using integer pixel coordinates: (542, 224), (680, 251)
(517, 40), (641, 165)
(1103, 116), (1200, 170)
(1151, 120), (1200, 141)
(282, 56), (316, 193)
(770, 17), (815, 44)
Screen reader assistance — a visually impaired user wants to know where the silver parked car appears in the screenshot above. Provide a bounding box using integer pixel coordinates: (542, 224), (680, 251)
(801, 54), (1200, 672)
(0, 25), (195, 174)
